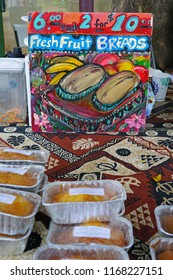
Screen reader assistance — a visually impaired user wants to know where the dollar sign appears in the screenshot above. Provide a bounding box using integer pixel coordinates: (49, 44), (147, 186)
(108, 13), (114, 22)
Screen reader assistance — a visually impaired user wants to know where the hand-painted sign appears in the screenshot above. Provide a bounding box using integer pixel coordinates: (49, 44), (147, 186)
(28, 12), (153, 133)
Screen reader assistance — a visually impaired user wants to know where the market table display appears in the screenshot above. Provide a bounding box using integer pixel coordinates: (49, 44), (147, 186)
(0, 99), (173, 259)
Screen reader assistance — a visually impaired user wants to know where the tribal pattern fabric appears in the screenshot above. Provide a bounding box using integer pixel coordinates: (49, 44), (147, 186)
(0, 100), (173, 260)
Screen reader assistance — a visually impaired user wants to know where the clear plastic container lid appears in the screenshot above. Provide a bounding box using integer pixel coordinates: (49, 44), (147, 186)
(34, 244), (130, 260)
(0, 58), (25, 71)
(150, 237), (173, 260)
(42, 179), (126, 224)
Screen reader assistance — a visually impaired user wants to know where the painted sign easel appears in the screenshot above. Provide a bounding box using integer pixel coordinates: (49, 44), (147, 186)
(28, 12), (153, 133)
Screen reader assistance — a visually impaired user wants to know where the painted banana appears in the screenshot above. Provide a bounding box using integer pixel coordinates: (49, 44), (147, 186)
(95, 70), (140, 105)
(45, 62), (78, 74)
(50, 56), (84, 66)
(49, 72), (67, 86)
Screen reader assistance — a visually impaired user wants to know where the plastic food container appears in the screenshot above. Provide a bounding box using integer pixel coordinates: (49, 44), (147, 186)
(47, 217), (133, 250)
(0, 148), (50, 167)
(150, 237), (173, 260)
(34, 244), (129, 260)
(0, 220), (34, 257)
(42, 180), (127, 224)
(0, 186), (41, 235)
(0, 58), (27, 123)
(0, 164), (45, 193)
(38, 174), (48, 196)
(154, 205), (173, 237)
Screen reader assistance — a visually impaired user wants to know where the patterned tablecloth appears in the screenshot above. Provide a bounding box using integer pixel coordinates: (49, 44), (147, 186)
(0, 99), (173, 260)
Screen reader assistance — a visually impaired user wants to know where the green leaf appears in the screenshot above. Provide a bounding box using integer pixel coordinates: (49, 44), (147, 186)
(133, 56), (150, 68)
(35, 106), (41, 116)
(119, 123), (129, 131)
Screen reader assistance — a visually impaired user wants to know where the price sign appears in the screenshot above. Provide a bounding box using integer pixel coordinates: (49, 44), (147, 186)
(28, 12), (152, 36)
(28, 12), (153, 134)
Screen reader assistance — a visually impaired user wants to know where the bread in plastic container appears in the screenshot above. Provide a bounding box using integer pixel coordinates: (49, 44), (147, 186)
(0, 186), (41, 235)
(0, 165), (45, 193)
(154, 205), (173, 236)
(150, 237), (173, 260)
(0, 148), (50, 167)
(0, 170), (36, 186)
(162, 215), (173, 234)
(42, 180), (126, 224)
(47, 217), (133, 250)
(0, 192), (35, 216)
(157, 251), (173, 260)
(0, 220), (34, 257)
(34, 244), (129, 260)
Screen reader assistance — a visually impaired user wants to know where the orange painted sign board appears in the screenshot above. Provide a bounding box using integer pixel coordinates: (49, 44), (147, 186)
(28, 12), (153, 133)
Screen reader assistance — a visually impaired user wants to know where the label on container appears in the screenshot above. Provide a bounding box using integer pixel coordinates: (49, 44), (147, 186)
(69, 188), (105, 196)
(0, 193), (16, 204)
(0, 167), (27, 175)
(73, 226), (110, 239)
(4, 148), (32, 156)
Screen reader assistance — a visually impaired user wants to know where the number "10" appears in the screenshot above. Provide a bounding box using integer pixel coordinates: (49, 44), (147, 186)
(112, 15), (139, 32)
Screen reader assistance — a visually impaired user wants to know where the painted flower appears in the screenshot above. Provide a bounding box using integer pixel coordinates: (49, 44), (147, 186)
(124, 113), (146, 132)
(34, 112), (51, 131)
(31, 86), (37, 94)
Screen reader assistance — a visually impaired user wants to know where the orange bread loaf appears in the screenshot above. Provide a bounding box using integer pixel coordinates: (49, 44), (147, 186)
(0, 232), (24, 239)
(0, 150), (37, 161)
(0, 192), (35, 216)
(51, 185), (117, 203)
(49, 254), (85, 260)
(54, 221), (126, 247)
(49, 253), (97, 260)
(47, 246), (123, 260)
(157, 250), (173, 260)
(0, 171), (37, 186)
(162, 215), (173, 234)
(51, 192), (105, 203)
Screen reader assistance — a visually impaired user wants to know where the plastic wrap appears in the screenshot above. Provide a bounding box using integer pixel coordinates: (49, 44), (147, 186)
(150, 237), (173, 260)
(42, 180), (126, 224)
(34, 244), (129, 260)
(154, 205), (173, 237)
(0, 187), (41, 235)
(38, 174), (48, 196)
(0, 148), (50, 166)
(0, 164), (45, 193)
(0, 220), (34, 257)
(47, 217), (133, 250)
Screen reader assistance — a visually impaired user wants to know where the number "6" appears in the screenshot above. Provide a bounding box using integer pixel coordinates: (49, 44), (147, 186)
(33, 13), (46, 30)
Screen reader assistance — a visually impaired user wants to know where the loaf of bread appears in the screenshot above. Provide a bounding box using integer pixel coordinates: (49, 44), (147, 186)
(0, 232), (24, 239)
(51, 185), (117, 203)
(0, 150), (37, 161)
(162, 215), (173, 234)
(47, 249), (121, 260)
(157, 250), (173, 260)
(49, 254), (84, 260)
(53, 221), (126, 247)
(51, 192), (105, 203)
(0, 192), (35, 216)
(0, 171), (37, 186)
(49, 253), (99, 260)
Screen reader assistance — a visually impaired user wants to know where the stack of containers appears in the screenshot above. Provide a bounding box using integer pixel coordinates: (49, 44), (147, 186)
(38, 179), (134, 260)
(150, 205), (173, 260)
(0, 147), (50, 257)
